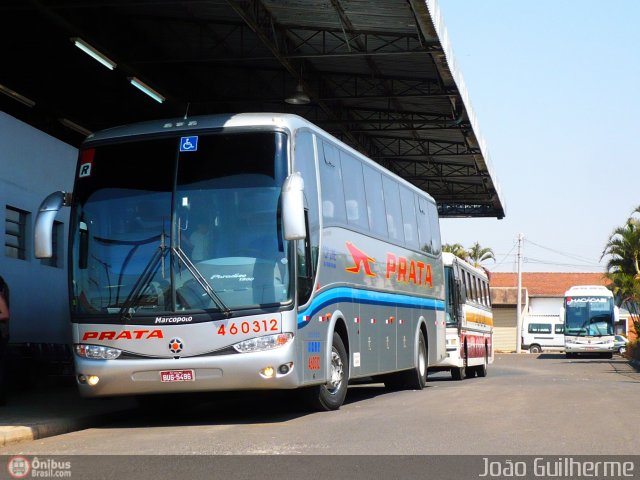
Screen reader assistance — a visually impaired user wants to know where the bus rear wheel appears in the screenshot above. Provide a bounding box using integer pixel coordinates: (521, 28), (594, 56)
(475, 354), (488, 378)
(406, 330), (428, 389)
(303, 332), (349, 411)
(451, 366), (466, 381)
(384, 330), (427, 390)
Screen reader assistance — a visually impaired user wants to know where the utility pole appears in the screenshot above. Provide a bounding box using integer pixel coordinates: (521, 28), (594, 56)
(515, 233), (524, 353)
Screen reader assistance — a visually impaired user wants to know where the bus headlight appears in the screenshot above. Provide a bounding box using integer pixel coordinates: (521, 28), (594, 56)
(75, 344), (122, 360)
(233, 333), (293, 353)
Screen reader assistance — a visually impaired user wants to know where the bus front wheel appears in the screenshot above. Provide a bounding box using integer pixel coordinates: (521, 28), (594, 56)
(303, 332), (349, 411)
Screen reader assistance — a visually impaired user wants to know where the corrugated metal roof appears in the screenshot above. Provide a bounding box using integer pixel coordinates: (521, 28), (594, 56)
(0, 0), (505, 218)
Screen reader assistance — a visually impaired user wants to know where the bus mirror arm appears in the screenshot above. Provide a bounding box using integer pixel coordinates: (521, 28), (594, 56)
(34, 191), (72, 258)
(282, 172), (306, 240)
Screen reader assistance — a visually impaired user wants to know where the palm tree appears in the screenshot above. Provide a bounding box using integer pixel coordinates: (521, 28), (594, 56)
(602, 216), (640, 279)
(601, 206), (640, 336)
(467, 241), (495, 268)
(442, 243), (469, 260)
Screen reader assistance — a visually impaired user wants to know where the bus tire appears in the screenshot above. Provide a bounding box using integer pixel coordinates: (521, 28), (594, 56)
(451, 366), (466, 381)
(463, 342), (475, 378)
(384, 330), (427, 390)
(475, 354), (488, 378)
(303, 332), (349, 411)
(405, 330), (428, 389)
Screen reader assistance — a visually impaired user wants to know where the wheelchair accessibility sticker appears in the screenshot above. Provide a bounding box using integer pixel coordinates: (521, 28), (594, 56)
(180, 136), (198, 152)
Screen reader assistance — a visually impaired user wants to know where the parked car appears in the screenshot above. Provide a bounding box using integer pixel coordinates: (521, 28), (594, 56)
(614, 335), (628, 355)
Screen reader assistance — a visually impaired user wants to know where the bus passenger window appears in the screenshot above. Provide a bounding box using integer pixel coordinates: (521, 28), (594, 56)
(416, 196), (432, 254)
(340, 151), (368, 230)
(363, 165), (387, 237)
(399, 186), (419, 249)
(382, 176), (403, 242)
(319, 141), (346, 223)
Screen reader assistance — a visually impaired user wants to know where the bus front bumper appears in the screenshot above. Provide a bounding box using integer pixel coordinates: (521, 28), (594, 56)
(74, 342), (300, 397)
(565, 338), (614, 354)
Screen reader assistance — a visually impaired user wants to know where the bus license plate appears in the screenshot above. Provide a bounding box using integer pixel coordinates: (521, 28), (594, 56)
(160, 370), (195, 382)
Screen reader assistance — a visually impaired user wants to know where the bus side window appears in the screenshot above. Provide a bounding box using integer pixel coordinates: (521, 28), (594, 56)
(416, 196), (432, 254)
(318, 141), (346, 224)
(427, 201), (441, 255)
(363, 165), (387, 237)
(382, 176), (403, 243)
(399, 186), (419, 250)
(340, 151), (368, 230)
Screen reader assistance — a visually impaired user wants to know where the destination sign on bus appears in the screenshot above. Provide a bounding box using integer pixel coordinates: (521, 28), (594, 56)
(567, 297), (608, 304)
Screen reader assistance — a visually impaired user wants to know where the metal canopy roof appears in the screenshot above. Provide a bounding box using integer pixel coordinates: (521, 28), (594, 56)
(0, 0), (505, 219)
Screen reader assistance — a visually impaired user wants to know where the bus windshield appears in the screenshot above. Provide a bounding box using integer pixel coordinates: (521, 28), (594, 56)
(564, 296), (614, 337)
(70, 131), (291, 317)
(444, 266), (457, 326)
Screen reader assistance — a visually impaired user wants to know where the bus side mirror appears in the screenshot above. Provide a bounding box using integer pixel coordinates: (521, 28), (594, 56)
(281, 172), (306, 240)
(34, 191), (71, 258)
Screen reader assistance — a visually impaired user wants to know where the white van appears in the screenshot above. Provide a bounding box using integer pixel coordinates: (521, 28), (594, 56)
(521, 314), (564, 353)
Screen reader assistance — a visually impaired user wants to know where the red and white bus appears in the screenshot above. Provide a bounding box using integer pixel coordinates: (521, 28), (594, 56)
(430, 253), (493, 379)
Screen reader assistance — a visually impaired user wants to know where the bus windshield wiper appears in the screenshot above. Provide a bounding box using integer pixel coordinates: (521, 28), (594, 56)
(118, 242), (168, 322)
(173, 246), (232, 317)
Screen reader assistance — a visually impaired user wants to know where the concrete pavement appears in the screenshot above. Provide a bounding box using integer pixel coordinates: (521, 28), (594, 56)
(0, 384), (136, 447)
(1, 354), (638, 449)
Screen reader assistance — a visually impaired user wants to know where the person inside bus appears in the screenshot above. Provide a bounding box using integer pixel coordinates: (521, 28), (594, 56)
(0, 276), (10, 405)
(189, 222), (211, 262)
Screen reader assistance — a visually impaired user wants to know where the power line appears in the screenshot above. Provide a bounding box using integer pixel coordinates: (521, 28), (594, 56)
(493, 241), (517, 269)
(524, 238), (602, 266)
(523, 256), (604, 271)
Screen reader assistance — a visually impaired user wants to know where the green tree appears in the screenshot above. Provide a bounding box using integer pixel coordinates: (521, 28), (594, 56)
(442, 243), (469, 260)
(601, 206), (640, 337)
(467, 241), (495, 268)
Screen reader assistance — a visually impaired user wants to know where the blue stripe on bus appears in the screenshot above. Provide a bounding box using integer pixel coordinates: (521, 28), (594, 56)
(297, 286), (444, 328)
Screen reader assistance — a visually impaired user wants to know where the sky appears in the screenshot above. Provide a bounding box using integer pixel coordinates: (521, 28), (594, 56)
(434, 0), (640, 273)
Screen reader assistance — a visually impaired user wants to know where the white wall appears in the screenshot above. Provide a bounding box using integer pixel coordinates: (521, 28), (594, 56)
(529, 297), (563, 316)
(0, 112), (77, 343)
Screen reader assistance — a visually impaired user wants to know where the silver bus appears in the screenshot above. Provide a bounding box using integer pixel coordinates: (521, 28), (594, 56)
(563, 285), (616, 359)
(35, 113), (446, 410)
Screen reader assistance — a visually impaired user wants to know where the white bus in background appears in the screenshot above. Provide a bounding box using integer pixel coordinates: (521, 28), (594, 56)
(521, 314), (564, 353)
(563, 285), (617, 359)
(34, 113), (446, 411)
(429, 253), (493, 380)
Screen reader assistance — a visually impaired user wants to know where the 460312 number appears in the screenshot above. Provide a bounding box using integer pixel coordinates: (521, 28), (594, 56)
(216, 319), (278, 336)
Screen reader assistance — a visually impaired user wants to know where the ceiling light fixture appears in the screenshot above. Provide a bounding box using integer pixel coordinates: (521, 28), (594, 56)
(0, 83), (35, 107)
(285, 83), (310, 105)
(59, 118), (92, 137)
(129, 77), (165, 103)
(71, 37), (117, 70)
